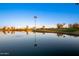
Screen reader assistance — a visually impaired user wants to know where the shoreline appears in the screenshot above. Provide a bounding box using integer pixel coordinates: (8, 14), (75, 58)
(0, 29), (79, 36)
(33, 29), (79, 36)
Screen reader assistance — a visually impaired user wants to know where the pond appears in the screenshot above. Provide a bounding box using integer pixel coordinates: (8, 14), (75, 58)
(0, 31), (79, 56)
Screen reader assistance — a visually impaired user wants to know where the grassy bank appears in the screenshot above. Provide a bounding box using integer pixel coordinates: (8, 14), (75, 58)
(58, 28), (79, 32)
(33, 28), (79, 35)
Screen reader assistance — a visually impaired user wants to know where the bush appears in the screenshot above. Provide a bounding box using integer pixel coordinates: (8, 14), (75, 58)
(63, 28), (79, 32)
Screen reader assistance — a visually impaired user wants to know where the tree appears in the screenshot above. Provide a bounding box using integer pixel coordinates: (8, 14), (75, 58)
(26, 26), (28, 29)
(3, 26), (6, 30)
(57, 24), (65, 29)
(42, 26), (45, 29)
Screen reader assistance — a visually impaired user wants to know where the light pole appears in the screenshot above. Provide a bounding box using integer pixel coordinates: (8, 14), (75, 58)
(34, 16), (37, 31)
(34, 16), (38, 47)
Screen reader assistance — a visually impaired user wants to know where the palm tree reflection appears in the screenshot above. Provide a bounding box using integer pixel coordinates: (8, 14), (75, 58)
(26, 31), (28, 35)
(11, 31), (15, 34)
(2, 31), (6, 34)
(57, 33), (65, 38)
(2, 31), (15, 34)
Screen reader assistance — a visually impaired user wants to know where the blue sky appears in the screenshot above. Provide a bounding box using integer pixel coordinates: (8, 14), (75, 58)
(0, 3), (79, 27)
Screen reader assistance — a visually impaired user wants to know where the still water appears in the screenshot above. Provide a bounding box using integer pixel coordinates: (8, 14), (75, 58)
(0, 31), (79, 56)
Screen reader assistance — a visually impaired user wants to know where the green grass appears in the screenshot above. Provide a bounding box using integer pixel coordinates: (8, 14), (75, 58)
(59, 28), (79, 32)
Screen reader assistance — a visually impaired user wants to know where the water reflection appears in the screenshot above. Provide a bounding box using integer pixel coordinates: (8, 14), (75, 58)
(1, 31), (29, 35)
(26, 31), (28, 35)
(0, 31), (79, 37)
(34, 32), (38, 48)
(0, 31), (38, 47)
(57, 33), (66, 38)
(57, 33), (64, 37)
(56, 33), (79, 37)
(1, 31), (15, 34)
(0, 31), (79, 56)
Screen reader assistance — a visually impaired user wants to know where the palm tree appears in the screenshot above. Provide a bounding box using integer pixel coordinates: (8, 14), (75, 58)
(11, 26), (15, 31)
(57, 24), (65, 29)
(3, 26), (6, 30)
(26, 26), (28, 30)
(42, 26), (45, 29)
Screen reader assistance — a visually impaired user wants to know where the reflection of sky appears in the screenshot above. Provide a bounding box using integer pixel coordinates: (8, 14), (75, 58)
(0, 3), (79, 27)
(0, 32), (79, 55)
